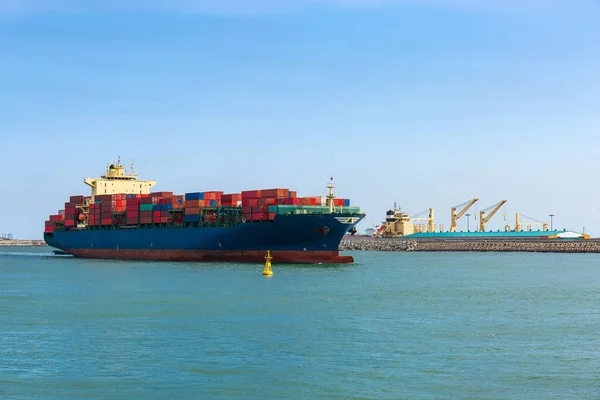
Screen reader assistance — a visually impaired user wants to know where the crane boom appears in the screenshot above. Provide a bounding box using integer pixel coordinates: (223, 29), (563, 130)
(450, 198), (478, 232)
(410, 208), (435, 233)
(515, 212), (548, 232)
(479, 200), (507, 232)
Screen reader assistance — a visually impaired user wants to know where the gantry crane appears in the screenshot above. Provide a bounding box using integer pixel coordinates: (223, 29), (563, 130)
(450, 198), (479, 232)
(515, 213), (548, 232)
(410, 208), (435, 233)
(479, 200), (507, 232)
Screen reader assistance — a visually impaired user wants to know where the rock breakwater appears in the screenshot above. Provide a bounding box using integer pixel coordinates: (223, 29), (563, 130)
(340, 237), (600, 253)
(0, 239), (47, 247)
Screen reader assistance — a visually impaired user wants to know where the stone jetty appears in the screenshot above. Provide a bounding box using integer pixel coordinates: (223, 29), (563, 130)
(0, 239), (47, 247)
(340, 236), (600, 253)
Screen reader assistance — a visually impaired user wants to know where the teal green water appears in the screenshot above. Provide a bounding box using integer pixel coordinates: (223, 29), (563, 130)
(1, 247), (598, 399)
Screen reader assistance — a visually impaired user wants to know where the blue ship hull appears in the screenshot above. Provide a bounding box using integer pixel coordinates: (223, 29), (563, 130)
(44, 213), (364, 264)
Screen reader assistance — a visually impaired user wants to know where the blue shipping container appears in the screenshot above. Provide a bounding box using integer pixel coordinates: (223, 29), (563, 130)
(344, 199), (350, 206)
(185, 192), (205, 201)
(209, 199), (217, 207)
(184, 214), (200, 223)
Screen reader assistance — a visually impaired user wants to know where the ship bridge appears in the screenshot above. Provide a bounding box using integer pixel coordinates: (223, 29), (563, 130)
(84, 157), (156, 199)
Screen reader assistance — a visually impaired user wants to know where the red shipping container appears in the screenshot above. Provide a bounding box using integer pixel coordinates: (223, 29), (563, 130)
(140, 197), (160, 205)
(242, 198), (259, 207)
(251, 212), (266, 221)
(161, 217), (168, 223)
(289, 191), (297, 198)
(95, 194), (112, 201)
(283, 198), (301, 205)
(101, 218), (112, 226)
(126, 210), (138, 217)
(44, 225), (54, 233)
(268, 213), (276, 220)
(302, 197), (318, 206)
(140, 217), (153, 224)
(49, 214), (64, 222)
(151, 191), (173, 198)
(126, 218), (138, 225)
(153, 211), (160, 219)
(185, 207), (200, 215)
(261, 188), (289, 198)
(241, 190), (261, 199)
(69, 195), (85, 203)
(64, 220), (76, 227)
(222, 193), (241, 203)
(258, 198), (276, 206)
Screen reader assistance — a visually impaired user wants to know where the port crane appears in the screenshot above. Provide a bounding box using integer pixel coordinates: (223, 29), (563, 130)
(450, 198), (479, 232)
(515, 213), (548, 232)
(479, 200), (507, 232)
(410, 208), (435, 233)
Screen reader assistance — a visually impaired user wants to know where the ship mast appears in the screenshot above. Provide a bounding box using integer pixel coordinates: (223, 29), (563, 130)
(326, 176), (336, 213)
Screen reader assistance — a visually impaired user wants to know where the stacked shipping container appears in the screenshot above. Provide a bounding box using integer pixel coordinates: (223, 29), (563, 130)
(46, 188), (353, 230)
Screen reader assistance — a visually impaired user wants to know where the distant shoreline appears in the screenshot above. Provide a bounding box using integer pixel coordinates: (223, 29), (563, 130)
(0, 240), (47, 247)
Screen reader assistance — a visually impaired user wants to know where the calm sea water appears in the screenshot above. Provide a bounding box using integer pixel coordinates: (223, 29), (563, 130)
(0, 247), (598, 399)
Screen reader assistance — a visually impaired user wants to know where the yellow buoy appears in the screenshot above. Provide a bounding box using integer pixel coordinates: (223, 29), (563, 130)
(263, 250), (273, 276)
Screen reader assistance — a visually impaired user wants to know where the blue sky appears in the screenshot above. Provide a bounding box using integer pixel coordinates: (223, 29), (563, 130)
(1, 0), (598, 239)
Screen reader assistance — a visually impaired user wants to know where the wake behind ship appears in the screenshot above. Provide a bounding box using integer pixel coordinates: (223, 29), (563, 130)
(43, 159), (365, 264)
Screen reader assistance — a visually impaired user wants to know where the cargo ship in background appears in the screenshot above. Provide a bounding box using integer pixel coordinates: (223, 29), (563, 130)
(372, 201), (589, 240)
(43, 159), (365, 264)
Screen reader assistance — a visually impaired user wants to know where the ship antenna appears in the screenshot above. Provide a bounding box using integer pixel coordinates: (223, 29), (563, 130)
(326, 176), (335, 213)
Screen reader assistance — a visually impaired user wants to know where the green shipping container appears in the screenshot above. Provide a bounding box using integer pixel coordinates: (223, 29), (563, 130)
(268, 205), (361, 215)
(139, 204), (154, 211)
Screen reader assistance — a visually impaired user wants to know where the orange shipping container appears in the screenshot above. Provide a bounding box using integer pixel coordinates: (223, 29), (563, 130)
(185, 207), (200, 215)
(185, 199), (202, 208)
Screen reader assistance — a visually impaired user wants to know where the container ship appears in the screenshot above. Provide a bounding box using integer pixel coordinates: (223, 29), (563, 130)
(43, 159), (365, 264)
